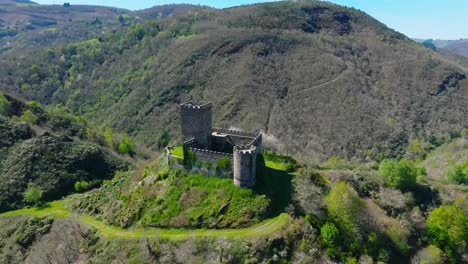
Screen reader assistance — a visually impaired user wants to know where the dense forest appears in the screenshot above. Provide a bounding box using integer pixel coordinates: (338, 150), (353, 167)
(0, 1), (466, 263)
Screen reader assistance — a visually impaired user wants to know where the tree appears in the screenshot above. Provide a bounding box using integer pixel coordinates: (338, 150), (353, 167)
(104, 129), (114, 148)
(118, 137), (136, 155)
(448, 161), (468, 185)
(411, 245), (443, 264)
(325, 181), (365, 238)
(426, 205), (468, 261)
(23, 182), (43, 206)
(74, 181), (90, 192)
(422, 39), (437, 50)
(0, 92), (11, 116)
(20, 109), (38, 124)
(378, 159), (417, 190)
(320, 222), (340, 247)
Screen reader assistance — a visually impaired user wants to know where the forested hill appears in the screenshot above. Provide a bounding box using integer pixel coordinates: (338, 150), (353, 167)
(0, 0), (467, 161)
(0, 3), (203, 54)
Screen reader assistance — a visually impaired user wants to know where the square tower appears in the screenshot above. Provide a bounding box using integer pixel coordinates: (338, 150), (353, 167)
(180, 101), (212, 149)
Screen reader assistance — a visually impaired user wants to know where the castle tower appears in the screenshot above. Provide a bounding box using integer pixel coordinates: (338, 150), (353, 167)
(180, 101), (212, 149)
(233, 145), (256, 188)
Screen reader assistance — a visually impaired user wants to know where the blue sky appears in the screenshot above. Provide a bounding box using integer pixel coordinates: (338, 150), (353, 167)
(33, 0), (468, 39)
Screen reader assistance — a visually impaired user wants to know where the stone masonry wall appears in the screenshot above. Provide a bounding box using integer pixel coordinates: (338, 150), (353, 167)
(188, 147), (233, 178)
(181, 101), (212, 149)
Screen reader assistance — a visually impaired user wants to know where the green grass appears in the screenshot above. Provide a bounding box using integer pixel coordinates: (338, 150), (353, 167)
(0, 199), (289, 240)
(263, 151), (289, 171)
(171, 146), (184, 159)
(256, 153), (295, 215)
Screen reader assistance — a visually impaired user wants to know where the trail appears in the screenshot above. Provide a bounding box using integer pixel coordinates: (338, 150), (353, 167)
(0, 201), (289, 240)
(289, 64), (352, 96)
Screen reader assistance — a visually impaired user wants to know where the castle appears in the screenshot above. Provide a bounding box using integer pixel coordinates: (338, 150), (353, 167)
(166, 101), (262, 188)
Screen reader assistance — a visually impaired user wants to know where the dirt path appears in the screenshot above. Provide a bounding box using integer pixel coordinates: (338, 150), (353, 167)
(1, 200), (290, 240)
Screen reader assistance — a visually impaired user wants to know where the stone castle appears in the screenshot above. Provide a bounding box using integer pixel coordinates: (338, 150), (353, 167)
(167, 101), (262, 188)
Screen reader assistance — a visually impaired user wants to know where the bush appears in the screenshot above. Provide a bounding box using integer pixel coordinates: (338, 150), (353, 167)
(20, 110), (38, 124)
(320, 222), (340, 247)
(0, 92), (11, 116)
(411, 245), (443, 264)
(118, 137), (136, 155)
(215, 157), (231, 170)
(426, 205), (468, 261)
(74, 181), (90, 192)
(447, 161), (468, 185)
(23, 182), (43, 206)
(378, 159), (417, 190)
(325, 181), (365, 238)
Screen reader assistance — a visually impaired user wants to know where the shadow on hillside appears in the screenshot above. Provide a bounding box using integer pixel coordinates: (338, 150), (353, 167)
(254, 155), (293, 216)
(411, 183), (441, 212)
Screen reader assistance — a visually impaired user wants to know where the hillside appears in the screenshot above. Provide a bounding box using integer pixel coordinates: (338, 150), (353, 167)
(0, 3), (204, 54)
(0, 1), (466, 162)
(0, 92), (128, 212)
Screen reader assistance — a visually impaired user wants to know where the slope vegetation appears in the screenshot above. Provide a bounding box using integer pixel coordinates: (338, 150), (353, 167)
(0, 1), (466, 161)
(0, 93), (128, 212)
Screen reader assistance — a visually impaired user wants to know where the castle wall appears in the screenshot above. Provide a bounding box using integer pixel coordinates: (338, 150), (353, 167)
(249, 134), (263, 153)
(188, 148), (233, 178)
(181, 101), (212, 149)
(233, 145), (256, 188)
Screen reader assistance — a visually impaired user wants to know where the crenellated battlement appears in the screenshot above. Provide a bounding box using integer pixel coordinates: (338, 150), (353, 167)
(212, 128), (260, 138)
(183, 138), (197, 147)
(180, 101), (212, 110)
(234, 145), (256, 154)
(174, 100), (263, 188)
(188, 147), (233, 157)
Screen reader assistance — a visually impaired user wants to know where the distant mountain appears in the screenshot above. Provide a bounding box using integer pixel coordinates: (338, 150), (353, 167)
(414, 38), (468, 57)
(443, 40), (468, 57)
(0, 0), (37, 5)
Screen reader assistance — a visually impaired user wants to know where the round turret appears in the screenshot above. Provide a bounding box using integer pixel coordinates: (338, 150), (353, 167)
(233, 145), (256, 188)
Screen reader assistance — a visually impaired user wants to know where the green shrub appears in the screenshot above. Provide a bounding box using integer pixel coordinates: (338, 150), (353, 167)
(448, 161), (468, 185)
(426, 205), (468, 261)
(74, 181), (90, 192)
(104, 129), (114, 147)
(23, 182), (43, 206)
(19, 109), (38, 124)
(320, 222), (340, 247)
(216, 157), (231, 170)
(118, 137), (136, 155)
(325, 181), (365, 238)
(0, 92), (11, 116)
(378, 159), (417, 190)
(205, 161), (212, 170)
